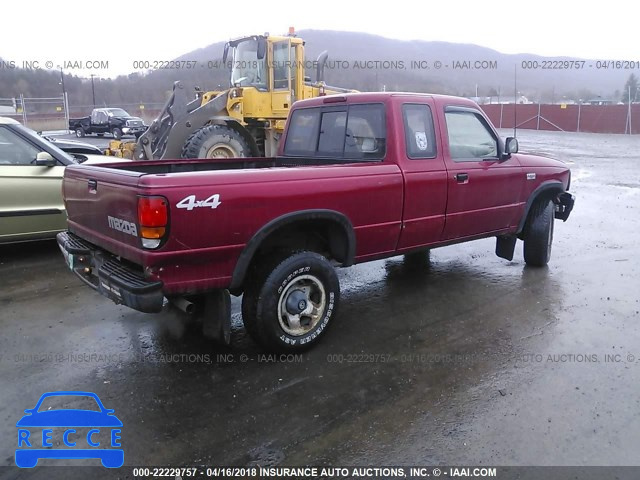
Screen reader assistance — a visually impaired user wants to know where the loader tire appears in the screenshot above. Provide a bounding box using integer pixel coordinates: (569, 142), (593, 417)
(181, 125), (251, 159)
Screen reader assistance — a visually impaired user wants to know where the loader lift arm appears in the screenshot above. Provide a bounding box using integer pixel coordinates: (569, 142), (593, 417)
(135, 82), (229, 160)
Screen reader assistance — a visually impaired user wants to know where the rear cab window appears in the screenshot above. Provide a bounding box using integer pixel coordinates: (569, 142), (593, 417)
(283, 104), (386, 161)
(402, 103), (437, 159)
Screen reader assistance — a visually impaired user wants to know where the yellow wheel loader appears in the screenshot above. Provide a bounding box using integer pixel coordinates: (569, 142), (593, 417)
(106, 29), (354, 160)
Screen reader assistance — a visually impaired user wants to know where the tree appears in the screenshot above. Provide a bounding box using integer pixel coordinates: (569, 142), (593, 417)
(622, 73), (639, 103)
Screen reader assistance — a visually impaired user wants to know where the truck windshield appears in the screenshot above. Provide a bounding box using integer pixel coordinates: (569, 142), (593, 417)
(105, 108), (130, 117)
(230, 39), (266, 89)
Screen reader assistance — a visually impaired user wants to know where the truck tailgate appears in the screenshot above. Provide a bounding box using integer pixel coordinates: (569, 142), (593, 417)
(63, 163), (145, 262)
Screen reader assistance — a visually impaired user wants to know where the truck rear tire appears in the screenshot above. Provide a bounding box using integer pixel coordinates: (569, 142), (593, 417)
(112, 127), (123, 140)
(75, 128), (85, 138)
(181, 125), (251, 159)
(242, 252), (340, 352)
(523, 198), (554, 267)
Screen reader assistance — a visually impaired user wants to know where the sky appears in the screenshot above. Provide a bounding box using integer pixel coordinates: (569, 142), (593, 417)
(0, 0), (636, 78)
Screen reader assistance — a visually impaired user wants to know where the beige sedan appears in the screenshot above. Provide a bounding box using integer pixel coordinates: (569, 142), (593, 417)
(0, 117), (123, 244)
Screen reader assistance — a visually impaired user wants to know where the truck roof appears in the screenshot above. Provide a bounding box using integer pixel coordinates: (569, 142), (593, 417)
(294, 91), (480, 109)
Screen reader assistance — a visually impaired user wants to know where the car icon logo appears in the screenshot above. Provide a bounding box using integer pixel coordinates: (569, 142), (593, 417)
(16, 391), (123, 468)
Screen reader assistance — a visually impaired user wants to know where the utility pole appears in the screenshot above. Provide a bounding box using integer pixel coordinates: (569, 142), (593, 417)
(90, 74), (97, 107)
(59, 67), (66, 98)
(58, 66), (70, 133)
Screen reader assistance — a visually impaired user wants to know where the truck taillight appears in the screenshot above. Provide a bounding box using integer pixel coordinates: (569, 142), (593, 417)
(138, 196), (168, 249)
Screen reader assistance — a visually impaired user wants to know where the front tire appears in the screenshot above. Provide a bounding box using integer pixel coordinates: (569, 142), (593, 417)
(75, 127), (85, 137)
(181, 124), (251, 159)
(242, 252), (340, 351)
(111, 127), (122, 140)
(523, 199), (555, 267)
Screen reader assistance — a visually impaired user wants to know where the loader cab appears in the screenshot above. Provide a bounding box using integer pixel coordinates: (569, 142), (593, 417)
(224, 34), (306, 118)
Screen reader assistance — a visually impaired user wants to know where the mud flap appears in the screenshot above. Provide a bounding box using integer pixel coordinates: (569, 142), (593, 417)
(202, 289), (231, 345)
(496, 235), (517, 261)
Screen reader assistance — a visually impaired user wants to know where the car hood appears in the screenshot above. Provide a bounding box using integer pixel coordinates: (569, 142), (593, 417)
(116, 116), (145, 123)
(515, 152), (568, 169)
(16, 410), (123, 427)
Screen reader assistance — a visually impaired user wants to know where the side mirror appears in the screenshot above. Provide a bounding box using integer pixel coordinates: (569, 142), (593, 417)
(257, 37), (266, 60)
(222, 42), (229, 64)
(505, 137), (519, 154)
(35, 151), (56, 167)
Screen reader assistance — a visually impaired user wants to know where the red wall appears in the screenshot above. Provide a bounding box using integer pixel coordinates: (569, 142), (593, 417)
(481, 104), (640, 135)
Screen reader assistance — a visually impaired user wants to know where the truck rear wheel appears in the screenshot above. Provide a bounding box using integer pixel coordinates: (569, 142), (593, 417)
(111, 127), (123, 140)
(181, 125), (251, 159)
(242, 252), (340, 352)
(75, 128), (85, 138)
(523, 198), (555, 267)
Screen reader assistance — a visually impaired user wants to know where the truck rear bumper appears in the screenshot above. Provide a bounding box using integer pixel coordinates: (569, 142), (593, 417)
(56, 231), (164, 313)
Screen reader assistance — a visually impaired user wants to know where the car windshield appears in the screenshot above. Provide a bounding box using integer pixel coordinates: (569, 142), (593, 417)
(14, 124), (77, 163)
(37, 395), (101, 412)
(105, 108), (130, 117)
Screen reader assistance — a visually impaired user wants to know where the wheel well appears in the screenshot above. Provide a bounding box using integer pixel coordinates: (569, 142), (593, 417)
(517, 182), (564, 237)
(229, 213), (355, 293)
(257, 219), (349, 259)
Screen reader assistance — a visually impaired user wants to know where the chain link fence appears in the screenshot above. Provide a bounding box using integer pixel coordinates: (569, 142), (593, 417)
(0, 95), (69, 132)
(0, 97), (164, 132)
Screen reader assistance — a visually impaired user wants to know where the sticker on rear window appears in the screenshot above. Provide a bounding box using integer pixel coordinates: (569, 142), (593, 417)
(415, 132), (428, 150)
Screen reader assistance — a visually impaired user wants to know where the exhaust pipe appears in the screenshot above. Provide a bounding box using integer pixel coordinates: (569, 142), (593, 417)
(316, 50), (328, 84)
(171, 297), (195, 315)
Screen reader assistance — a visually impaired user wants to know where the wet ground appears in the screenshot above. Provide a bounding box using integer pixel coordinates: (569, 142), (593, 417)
(1, 130), (639, 478)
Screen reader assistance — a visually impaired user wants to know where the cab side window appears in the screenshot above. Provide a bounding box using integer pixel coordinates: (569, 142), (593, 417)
(402, 104), (437, 159)
(0, 126), (41, 165)
(445, 110), (498, 160)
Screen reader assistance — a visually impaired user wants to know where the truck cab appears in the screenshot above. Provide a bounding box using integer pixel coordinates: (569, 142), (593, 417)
(71, 108), (146, 140)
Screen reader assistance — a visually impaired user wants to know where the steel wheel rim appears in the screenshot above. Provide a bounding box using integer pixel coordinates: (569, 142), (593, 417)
(206, 143), (237, 158)
(277, 274), (326, 336)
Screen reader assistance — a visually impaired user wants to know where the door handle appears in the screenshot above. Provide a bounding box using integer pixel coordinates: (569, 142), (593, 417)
(455, 173), (469, 183)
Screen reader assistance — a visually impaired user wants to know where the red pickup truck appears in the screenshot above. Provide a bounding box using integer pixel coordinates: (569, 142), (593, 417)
(57, 92), (574, 351)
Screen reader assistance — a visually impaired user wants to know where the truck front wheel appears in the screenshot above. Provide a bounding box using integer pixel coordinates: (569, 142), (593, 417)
(111, 127), (123, 140)
(75, 128), (85, 138)
(181, 125), (251, 159)
(523, 198), (555, 267)
(242, 252), (340, 351)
